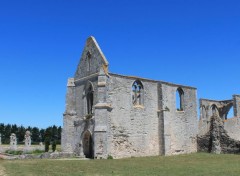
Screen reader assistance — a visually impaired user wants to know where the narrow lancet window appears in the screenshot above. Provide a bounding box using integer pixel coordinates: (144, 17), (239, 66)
(211, 105), (218, 116)
(176, 88), (184, 111)
(86, 51), (91, 72)
(86, 83), (94, 114)
(132, 80), (144, 106)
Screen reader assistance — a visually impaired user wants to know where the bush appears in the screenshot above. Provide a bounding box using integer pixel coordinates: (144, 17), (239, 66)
(107, 155), (113, 159)
(6, 150), (23, 155)
(32, 149), (44, 154)
(52, 140), (57, 152)
(45, 138), (50, 152)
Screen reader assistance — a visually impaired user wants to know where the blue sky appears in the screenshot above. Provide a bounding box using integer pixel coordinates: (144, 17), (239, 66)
(0, 0), (239, 128)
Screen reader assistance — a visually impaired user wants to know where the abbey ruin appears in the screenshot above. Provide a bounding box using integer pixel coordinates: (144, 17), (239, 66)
(61, 36), (240, 159)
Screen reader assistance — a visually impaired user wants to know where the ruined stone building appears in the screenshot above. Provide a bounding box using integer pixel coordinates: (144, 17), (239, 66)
(198, 95), (240, 153)
(199, 95), (240, 138)
(61, 36), (198, 159)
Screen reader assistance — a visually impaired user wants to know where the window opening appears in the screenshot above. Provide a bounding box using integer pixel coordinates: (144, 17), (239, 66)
(132, 80), (144, 106)
(176, 88), (184, 111)
(86, 83), (94, 114)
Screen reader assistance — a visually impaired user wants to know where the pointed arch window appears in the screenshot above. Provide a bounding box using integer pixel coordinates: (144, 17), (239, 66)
(132, 80), (144, 106)
(86, 51), (91, 72)
(176, 87), (184, 111)
(211, 104), (218, 116)
(86, 82), (94, 114)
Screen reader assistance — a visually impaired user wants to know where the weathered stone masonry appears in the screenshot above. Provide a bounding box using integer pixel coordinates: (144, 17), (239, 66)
(198, 95), (240, 153)
(61, 36), (198, 159)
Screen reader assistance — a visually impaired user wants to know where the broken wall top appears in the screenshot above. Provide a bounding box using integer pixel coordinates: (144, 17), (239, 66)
(74, 36), (109, 80)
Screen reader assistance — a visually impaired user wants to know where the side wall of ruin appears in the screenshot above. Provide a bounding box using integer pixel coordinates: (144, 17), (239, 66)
(160, 82), (198, 155)
(106, 74), (160, 158)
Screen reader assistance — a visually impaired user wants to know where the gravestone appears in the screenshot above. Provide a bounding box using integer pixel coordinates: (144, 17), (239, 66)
(24, 131), (31, 152)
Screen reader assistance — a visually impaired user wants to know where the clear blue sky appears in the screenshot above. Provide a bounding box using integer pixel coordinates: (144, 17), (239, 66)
(0, 0), (239, 128)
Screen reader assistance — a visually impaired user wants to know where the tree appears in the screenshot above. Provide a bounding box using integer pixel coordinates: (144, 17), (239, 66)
(57, 126), (62, 144)
(31, 127), (40, 143)
(45, 137), (50, 152)
(39, 129), (45, 142)
(16, 125), (25, 144)
(4, 124), (11, 144)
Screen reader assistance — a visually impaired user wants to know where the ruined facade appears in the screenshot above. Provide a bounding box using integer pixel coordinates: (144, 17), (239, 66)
(61, 36), (198, 159)
(198, 95), (240, 153)
(199, 96), (240, 138)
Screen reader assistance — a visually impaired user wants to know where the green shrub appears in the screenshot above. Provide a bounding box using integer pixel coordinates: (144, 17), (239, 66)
(52, 141), (57, 152)
(45, 138), (50, 152)
(107, 155), (113, 159)
(6, 150), (23, 155)
(32, 149), (44, 154)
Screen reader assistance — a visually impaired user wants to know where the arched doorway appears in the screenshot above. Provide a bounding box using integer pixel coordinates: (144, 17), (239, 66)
(82, 130), (93, 158)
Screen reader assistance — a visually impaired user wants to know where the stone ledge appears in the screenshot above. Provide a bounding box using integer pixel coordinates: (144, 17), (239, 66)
(95, 103), (112, 110)
(94, 126), (107, 132)
(98, 82), (106, 87)
(63, 111), (77, 116)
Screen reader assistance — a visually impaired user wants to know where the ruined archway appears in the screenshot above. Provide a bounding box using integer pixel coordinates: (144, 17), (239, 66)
(211, 104), (218, 116)
(82, 130), (93, 158)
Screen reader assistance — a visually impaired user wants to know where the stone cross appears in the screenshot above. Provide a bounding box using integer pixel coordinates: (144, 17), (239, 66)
(10, 133), (17, 150)
(24, 131), (31, 147)
(24, 131), (31, 152)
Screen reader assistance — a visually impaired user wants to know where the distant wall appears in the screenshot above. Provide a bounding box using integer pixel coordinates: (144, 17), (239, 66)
(224, 118), (240, 141)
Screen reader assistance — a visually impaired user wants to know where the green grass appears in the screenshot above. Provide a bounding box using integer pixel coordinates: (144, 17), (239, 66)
(1, 153), (240, 176)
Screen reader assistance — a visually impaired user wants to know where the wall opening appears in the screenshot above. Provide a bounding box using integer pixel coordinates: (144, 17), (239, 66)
(86, 51), (91, 72)
(132, 80), (144, 106)
(227, 106), (234, 119)
(86, 82), (94, 114)
(82, 130), (93, 158)
(211, 104), (218, 116)
(176, 88), (184, 111)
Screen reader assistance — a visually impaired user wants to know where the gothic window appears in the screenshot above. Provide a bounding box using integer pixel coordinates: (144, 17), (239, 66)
(86, 51), (91, 72)
(132, 80), (144, 106)
(176, 87), (184, 111)
(211, 104), (218, 116)
(86, 82), (94, 114)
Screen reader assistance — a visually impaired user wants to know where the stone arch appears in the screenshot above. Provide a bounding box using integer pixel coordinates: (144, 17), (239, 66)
(176, 87), (184, 111)
(85, 81), (94, 115)
(226, 104), (234, 119)
(211, 104), (219, 116)
(132, 80), (144, 106)
(82, 130), (94, 158)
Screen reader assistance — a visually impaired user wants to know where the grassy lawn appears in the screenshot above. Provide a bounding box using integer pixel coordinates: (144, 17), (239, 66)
(1, 153), (240, 176)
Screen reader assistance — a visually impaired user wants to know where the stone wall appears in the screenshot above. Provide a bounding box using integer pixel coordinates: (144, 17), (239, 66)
(224, 118), (240, 141)
(233, 95), (240, 117)
(62, 36), (106, 155)
(160, 83), (198, 155)
(74, 36), (108, 79)
(107, 74), (160, 158)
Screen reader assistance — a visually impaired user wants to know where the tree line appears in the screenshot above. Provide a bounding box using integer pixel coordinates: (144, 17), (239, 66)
(0, 123), (61, 145)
